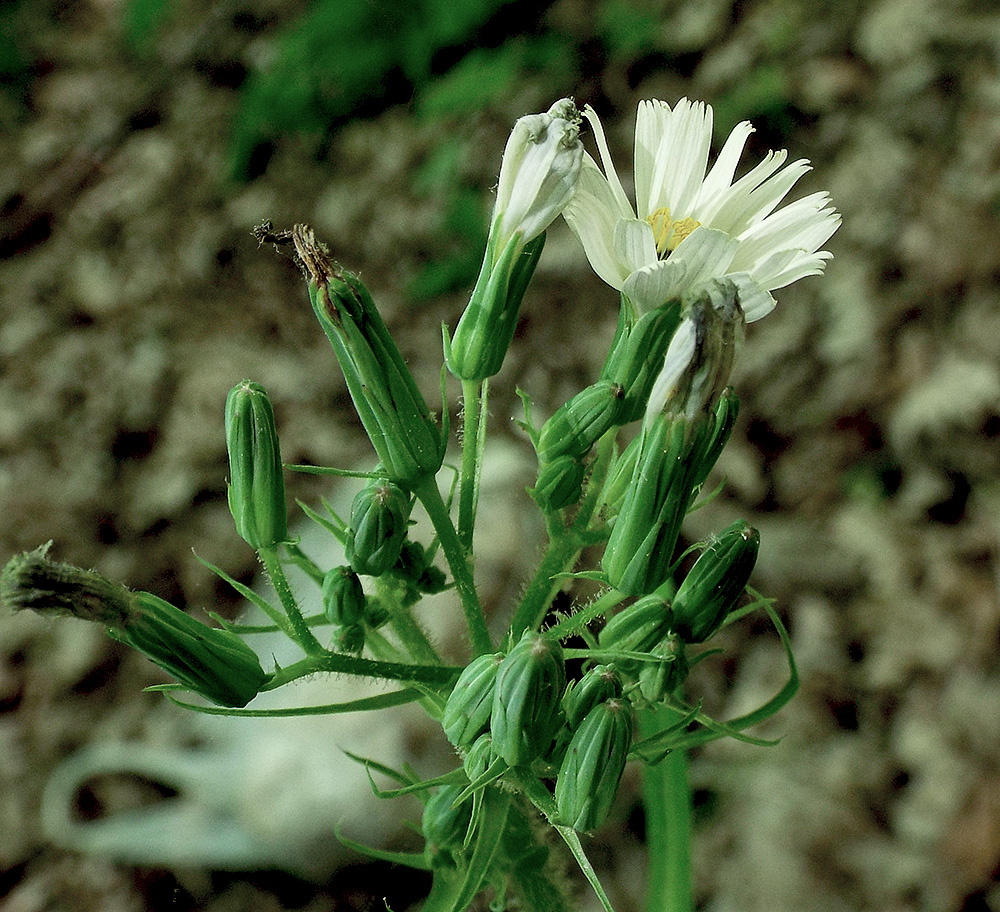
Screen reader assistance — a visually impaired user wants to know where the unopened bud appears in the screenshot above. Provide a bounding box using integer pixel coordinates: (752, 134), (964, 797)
(671, 520), (759, 643)
(555, 698), (633, 832)
(491, 631), (566, 767)
(225, 381), (288, 550)
(423, 784), (474, 870)
(529, 455), (585, 513)
(442, 652), (503, 751)
(598, 594), (672, 656)
(321, 566), (366, 627)
(537, 380), (625, 462)
(345, 478), (411, 577)
(564, 664), (622, 730)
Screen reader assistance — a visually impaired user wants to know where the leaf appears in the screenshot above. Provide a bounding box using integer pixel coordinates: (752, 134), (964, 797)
(164, 687), (422, 717)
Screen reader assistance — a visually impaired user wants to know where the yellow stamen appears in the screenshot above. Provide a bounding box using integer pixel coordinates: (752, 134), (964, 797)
(646, 207), (701, 257)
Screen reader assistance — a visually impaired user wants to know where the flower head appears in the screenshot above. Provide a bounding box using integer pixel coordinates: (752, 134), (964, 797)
(563, 98), (840, 320)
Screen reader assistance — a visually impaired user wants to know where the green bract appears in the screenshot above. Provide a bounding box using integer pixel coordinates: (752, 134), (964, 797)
(447, 230), (546, 382)
(490, 631), (566, 767)
(442, 652), (503, 751)
(555, 698), (633, 832)
(537, 380), (625, 462)
(225, 380), (288, 551)
(672, 520), (760, 643)
(345, 478), (411, 577)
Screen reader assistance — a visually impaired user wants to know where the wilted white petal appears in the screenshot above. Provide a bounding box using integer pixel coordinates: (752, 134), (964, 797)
(494, 98), (583, 250)
(644, 317), (699, 420)
(728, 273), (777, 322)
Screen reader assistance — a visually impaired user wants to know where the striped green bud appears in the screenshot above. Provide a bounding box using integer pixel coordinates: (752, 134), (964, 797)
(602, 415), (710, 596)
(321, 566), (366, 627)
(225, 381), (288, 550)
(598, 594), (672, 656)
(345, 478), (411, 577)
(537, 380), (625, 462)
(447, 231), (545, 382)
(600, 434), (641, 517)
(564, 664), (622, 730)
(600, 302), (682, 423)
(116, 592), (266, 707)
(671, 521), (759, 643)
(529, 455), (585, 513)
(294, 226), (445, 487)
(462, 732), (496, 782)
(333, 623), (365, 654)
(423, 784), (474, 870)
(2, 545), (266, 708)
(636, 635), (688, 703)
(555, 698), (633, 832)
(491, 631), (566, 767)
(442, 652), (503, 750)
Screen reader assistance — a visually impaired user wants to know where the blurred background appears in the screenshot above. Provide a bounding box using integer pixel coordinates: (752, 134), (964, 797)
(2, 0), (999, 909)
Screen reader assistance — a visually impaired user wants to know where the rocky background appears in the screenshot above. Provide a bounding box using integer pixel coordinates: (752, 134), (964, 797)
(2, 0), (1000, 909)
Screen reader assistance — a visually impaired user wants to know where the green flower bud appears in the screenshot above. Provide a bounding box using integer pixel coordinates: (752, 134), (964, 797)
(600, 434), (641, 517)
(397, 541), (448, 594)
(491, 631), (566, 767)
(116, 592), (266, 707)
(321, 566), (366, 627)
(2, 545), (266, 708)
(600, 302), (682, 423)
(442, 652), (503, 750)
(462, 733), (496, 783)
(671, 521), (760, 643)
(555, 698), (633, 832)
(598, 594), (672, 656)
(636, 635), (688, 703)
(446, 231), (545, 382)
(423, 784), (474, 870)
(345, 478), (411, 577)
(602, 416), (711, 596)
(537, 380), (625, 462)
(294, 226), (445, 487)
(333, 623), (366, 654)
(529, 455), (585, 513)
(564, 664), (622, 730)
(225, 380), (288, 550)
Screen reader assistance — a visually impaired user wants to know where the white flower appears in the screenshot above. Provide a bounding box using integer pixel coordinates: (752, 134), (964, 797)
(562, 98), (841, 320)
(492, 98), (584, 256)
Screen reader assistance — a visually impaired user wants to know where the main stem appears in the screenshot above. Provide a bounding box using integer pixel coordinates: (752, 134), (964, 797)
(457, 378), (486, 553)
(641, 706), (694, 912)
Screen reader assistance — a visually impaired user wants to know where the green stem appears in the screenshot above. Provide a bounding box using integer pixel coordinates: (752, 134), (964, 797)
(259, 546), (324, 655)
(641, 705), (694, 912)
(374, 579), (441, 666)
(413, 476), (493, 656)
(458, 378), (487, 553)
(505, 430), (618, 647)
(261, 652), (461, 690)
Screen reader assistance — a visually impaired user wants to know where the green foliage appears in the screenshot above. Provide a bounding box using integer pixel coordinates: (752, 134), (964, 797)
(595, 0), (661, 58)
(122, 0), (172, 52)
(229, 0), (518, 180)
(711, 63), (797, 138)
